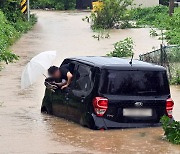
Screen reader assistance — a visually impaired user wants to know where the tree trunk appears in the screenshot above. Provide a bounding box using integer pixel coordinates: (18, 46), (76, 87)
(169, 0), (174, 16)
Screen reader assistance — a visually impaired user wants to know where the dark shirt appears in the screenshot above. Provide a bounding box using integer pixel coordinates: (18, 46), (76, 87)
(59, 64), (70, 81)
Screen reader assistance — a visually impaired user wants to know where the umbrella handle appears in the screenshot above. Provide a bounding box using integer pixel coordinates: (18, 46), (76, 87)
(43, 74), (47, 78)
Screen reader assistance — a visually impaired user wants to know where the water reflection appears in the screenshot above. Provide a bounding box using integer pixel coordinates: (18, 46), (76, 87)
(42, 112), (180, 154)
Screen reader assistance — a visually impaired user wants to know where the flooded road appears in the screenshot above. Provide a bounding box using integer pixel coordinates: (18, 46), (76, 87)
(0, 10), (179, 153)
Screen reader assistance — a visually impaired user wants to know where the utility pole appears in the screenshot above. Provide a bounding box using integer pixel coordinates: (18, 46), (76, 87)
(169, 0), (174, 16)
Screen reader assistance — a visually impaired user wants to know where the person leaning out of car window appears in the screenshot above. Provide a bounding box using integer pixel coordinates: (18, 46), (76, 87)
(47, 64), (73, 89)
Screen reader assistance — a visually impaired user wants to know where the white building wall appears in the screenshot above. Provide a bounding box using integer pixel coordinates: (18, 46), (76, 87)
(133, 0), (159, 7)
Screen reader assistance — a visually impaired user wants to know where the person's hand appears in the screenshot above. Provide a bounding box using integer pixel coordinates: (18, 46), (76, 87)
(61, 84), (68, 89)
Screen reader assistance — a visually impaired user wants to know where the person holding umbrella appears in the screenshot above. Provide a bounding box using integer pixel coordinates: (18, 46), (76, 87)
(47, 64), (73, 90)
(20, 50), (73, 91)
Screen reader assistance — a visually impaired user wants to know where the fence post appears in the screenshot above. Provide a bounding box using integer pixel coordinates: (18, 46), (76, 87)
(160, 44), (163, 66)
(164, 46), (172, 80)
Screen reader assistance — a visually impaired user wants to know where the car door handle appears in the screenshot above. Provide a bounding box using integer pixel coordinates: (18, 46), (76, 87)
(81, 96), (85, 103)
(81, 96), (85, 99)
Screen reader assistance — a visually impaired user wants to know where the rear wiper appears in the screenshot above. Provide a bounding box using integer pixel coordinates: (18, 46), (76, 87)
(137, 91), (157, 94)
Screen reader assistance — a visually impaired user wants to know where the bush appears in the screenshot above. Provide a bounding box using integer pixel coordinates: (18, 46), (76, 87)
(167, 47), (180, 63)
(30, 0), (76, 10)
(107, 38), (134, 57)
(166, 46), (180, 85)
(0, 50), (19, 64)
(161, 116), (180, 145)
(13, 14), (37, 33)
(130, 6), (180, 45)
(0, 1), (37, 64)
(171, 69), (180, 85)
(0, 0), (25, 23)
(0, 10), (19, 64)
(89, 0), (133, 29)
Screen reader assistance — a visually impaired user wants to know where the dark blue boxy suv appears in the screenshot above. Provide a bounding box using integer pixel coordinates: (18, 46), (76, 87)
(41, 56), (174, 130)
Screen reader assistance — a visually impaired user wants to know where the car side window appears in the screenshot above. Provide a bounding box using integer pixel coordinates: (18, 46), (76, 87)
(58, 60), (77, 90)
(73, 64), (93, 92)
(61, 59), (75, 73)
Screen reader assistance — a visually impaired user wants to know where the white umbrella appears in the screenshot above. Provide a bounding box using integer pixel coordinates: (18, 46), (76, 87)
(21, 51), (57, 89)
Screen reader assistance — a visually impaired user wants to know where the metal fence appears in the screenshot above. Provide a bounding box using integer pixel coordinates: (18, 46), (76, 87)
(139, 45), (180, 82)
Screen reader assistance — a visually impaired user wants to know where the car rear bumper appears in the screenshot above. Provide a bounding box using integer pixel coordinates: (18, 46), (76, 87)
(92, 114), (161, 129)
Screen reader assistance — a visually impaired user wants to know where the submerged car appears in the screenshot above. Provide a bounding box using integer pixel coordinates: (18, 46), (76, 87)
(41, 56), (174, 130)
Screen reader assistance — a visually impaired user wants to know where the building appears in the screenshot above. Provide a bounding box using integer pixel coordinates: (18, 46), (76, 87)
(133, 0), (159, 7)
(76, 0), (93, 9)
(76, 0), (159, 9)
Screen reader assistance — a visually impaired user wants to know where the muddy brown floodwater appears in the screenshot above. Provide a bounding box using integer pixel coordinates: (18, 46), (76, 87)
(0, 10), (180, 154)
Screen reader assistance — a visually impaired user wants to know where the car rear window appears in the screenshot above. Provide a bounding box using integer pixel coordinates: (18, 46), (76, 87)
(100, 69), (170, 96)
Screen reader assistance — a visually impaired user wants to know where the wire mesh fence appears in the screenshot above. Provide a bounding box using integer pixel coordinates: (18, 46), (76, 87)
(139, 45), (180, 84)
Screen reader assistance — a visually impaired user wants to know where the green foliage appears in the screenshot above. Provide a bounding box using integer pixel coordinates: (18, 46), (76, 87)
(150, 28), (158, 37)
(171, 70), (180, 85)
(167, 47), (180, 85)
(0, 50), (19, 64)
(107, 38), (134, 57)
(30, 0), (76, 10)
(0, 0), (24, 23)
(167, 47), (180, 63)
(89, 0), (133, 29)
(130, 6), (180, 45)
(0, 10), (19, 64)
(13, 14), (37, 33)
(0, 1), (37, 64)
(160, 116), (180, 145)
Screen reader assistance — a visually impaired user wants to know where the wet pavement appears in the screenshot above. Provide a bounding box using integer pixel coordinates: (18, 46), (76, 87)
(0, 10), (179, 154)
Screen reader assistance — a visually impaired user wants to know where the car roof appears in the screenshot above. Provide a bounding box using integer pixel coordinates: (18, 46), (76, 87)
(67, 56), (166, 71)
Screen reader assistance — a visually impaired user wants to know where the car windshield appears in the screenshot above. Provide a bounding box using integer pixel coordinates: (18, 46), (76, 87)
(100, 69), (170, 96)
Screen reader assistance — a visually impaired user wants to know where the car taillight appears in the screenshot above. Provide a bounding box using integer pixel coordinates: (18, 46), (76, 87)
(166, 98), (174, 118)
(93, 97), (108, 117)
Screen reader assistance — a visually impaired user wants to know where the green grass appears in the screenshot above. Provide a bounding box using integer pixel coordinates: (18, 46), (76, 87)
(129, 6), (180, 45)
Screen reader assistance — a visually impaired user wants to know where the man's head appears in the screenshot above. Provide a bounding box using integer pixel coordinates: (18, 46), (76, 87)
(48, 66), (61, 78)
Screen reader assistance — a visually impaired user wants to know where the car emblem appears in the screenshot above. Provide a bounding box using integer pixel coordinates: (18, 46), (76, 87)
(134, 102), (143, 107)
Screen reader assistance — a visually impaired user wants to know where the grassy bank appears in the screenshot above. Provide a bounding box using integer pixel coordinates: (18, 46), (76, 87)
(130, 6), (180, 45)
(0, 1), (37, 65)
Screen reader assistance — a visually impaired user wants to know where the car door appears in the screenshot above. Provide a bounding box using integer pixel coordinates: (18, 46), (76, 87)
(52, 89), (67, 118)
(67, 63), (95, 123)
(52, 60), (76, 118)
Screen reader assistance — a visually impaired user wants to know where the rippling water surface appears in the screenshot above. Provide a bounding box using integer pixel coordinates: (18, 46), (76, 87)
(0, 10), (179, 154)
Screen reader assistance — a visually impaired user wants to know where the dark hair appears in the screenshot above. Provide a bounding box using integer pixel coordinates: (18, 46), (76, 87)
(48, 66), (59, 76)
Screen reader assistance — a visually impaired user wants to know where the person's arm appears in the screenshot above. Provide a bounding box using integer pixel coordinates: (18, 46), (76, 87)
(61, 72), (73, 89)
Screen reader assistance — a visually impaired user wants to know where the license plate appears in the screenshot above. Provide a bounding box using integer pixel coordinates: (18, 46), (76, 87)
(123, 108), (152, 117)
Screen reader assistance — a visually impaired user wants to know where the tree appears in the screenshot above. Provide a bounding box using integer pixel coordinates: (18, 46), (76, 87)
(169, 0), (174, 16)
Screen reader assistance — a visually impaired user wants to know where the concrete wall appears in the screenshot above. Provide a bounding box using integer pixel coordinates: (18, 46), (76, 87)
(133, 0), (159, 7)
